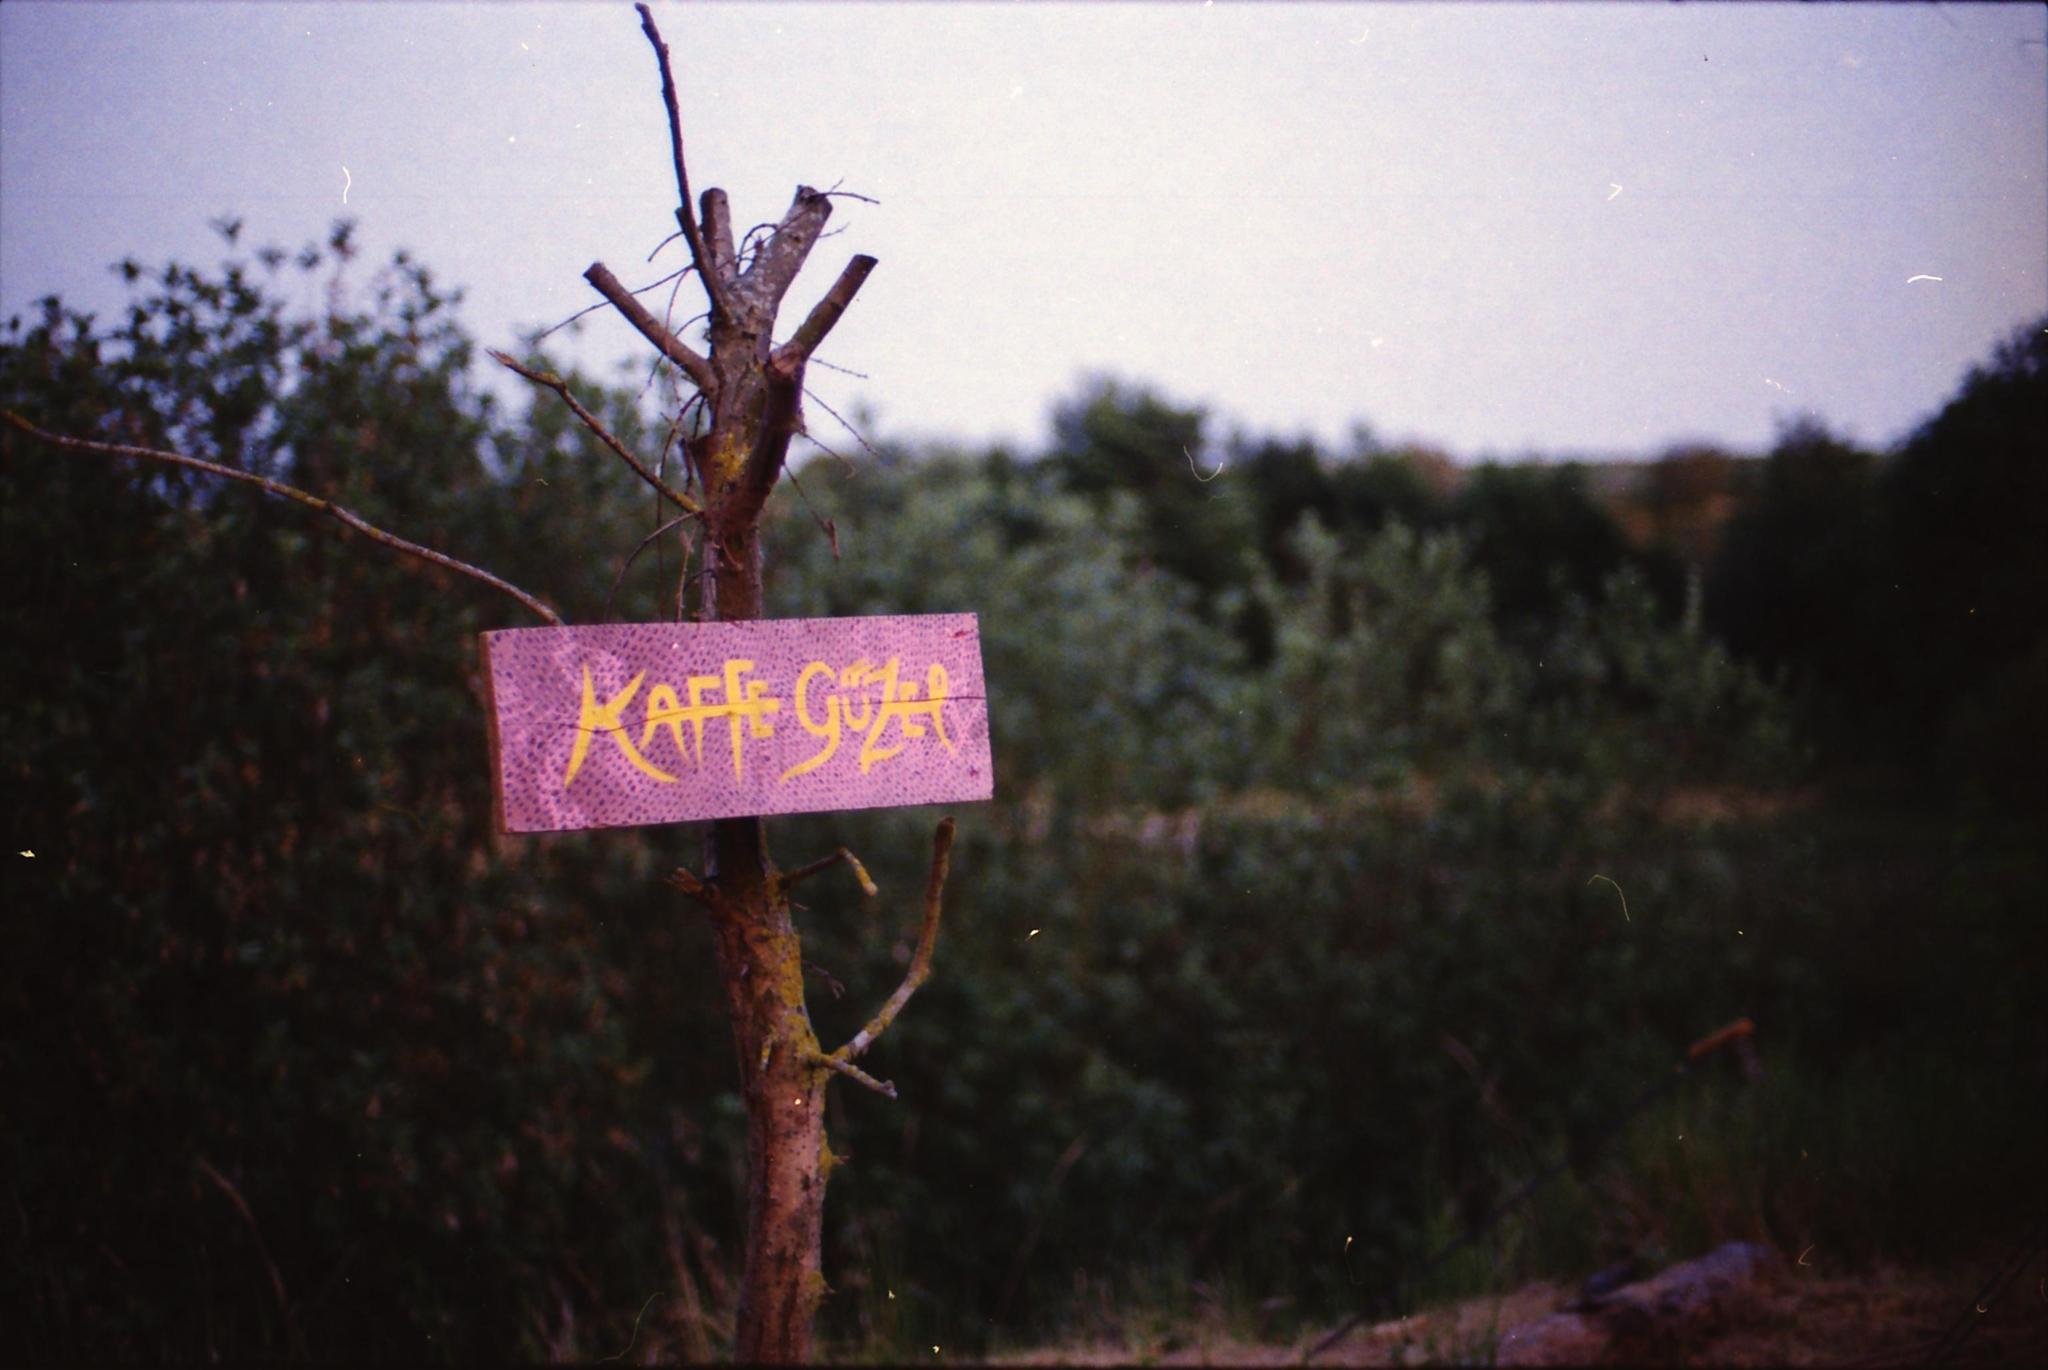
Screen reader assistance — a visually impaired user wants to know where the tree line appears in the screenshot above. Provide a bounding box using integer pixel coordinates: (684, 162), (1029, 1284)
(3, 223), (2041, 1360)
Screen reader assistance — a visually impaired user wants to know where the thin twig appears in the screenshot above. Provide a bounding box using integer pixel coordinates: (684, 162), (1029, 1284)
(487, 350), (702, 517)
(795, 426), (857, 477)
(737, 220), (780, 270)
(634, 3), (734, 324)
(527, 300), (608, 347)
(2, 409), (564, 625)
(831, 818), (955, 1065)
(807, 1050), (897, 1099)
(195, 1157), (294, 1334)
(645, 228), (684, 263)
(819, 180), (881, 206)
(604, 513), (689, 622)
(653, 397), (692, 502)
(681, 392), (709, 495)
(778, 846), (878, 898)
(808, 357), (870, 380)
(673, 518), (697, 622)
(802, 386), (882, 461)
(582, 263), (718, 396)
(531, 266), (695, 347)
(781, 460), (841, 559)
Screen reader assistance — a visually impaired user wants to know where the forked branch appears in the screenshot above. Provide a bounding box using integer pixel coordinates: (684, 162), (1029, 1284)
(808, 1050), (898, 1099)
(778, 846), (879, 899)
(1, 409), (564, 626)
(829, 818), (955, 1068)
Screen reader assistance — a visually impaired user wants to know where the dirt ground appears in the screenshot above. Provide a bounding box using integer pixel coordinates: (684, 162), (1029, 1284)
(984, 1258), (2048, 1366)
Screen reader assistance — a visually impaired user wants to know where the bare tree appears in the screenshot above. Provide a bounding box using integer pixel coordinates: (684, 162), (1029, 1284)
(4, 7), (953, 1361)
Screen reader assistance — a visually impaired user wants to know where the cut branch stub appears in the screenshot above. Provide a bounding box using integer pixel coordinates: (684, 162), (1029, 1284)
(700, 188), (738, 280)
(588, 11), (878, 533)
(726, 186), (834, 328)
(582, 263), (717, 396)
(777, 255), (878, 369)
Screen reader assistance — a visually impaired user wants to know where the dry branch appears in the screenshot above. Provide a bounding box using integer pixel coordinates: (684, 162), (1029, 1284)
(2, 409), (564, 626)
(831, 818), (955, 1066)
(634, 2), (735, 324)
(775, 255), (878, 368)
(801, 385), (881, 462)
(486, 350), (703, 516)
(582, 263), (718, 396)
(528, 265), (692, 347)
(195, 1156), (293, 1328)
(807, 1050), (897, 1099)
(603, 513), (690, 622)
(666, 863), (735, 916)
(778, 846), (878, 898)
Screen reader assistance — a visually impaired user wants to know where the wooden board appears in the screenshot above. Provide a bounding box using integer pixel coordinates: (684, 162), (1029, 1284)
(481, 614), (992, 833)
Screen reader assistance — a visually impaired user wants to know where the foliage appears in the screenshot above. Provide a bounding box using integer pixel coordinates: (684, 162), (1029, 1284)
(2, 225), (733, 1363)
(3, 229), (2041, 1363)
(1703, 317), (2048, 809)
(1704, 418), (1886, 746)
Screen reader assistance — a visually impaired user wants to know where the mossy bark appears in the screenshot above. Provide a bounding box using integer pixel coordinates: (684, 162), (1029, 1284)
(697, 442), (833, 1362)
(592, 13), (899, 1358)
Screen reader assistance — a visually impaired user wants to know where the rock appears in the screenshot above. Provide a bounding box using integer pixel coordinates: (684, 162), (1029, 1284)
(1496, 1241), (1782, 1366)
(1571, 1256), (1644, 1309)
(1495, 1307), (1606, 1367)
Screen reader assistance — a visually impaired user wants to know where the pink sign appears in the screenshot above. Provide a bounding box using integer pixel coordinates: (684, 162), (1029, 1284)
(481, 614), (993, 833)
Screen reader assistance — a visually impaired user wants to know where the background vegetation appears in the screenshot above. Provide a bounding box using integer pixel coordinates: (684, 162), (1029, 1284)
(4, 224), (2042, 1361)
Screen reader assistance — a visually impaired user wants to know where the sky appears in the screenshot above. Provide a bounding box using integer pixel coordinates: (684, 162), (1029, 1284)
(2, 2), (2043, 463)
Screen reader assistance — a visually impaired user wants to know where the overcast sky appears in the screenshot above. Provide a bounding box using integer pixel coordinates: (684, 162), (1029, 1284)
(3, 2), (2043, 461)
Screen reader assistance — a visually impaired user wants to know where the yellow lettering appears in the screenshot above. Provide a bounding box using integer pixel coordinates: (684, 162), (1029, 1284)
(780, 662), (842, 782)
(561, 652), (953, 791)
(640, 683), (696, 768)
(685, 673), (723, 764)
(564, 666), (677, 788)
(860, 662), (956, 773)
(721, 658), (781, 780)
(839, 658), (879, 730)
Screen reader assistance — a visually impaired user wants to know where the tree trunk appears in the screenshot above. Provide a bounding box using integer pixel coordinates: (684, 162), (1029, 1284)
(700, 477), (832, 1363)
(576, 12), (937, 1359)
(704, 832), (831, 1364)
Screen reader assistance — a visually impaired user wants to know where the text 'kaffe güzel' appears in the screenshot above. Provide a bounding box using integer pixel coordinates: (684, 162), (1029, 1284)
(481, 614), (993, 833)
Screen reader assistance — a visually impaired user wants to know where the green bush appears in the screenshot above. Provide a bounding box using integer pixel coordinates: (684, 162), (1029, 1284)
(4, 228), (2040, 1363)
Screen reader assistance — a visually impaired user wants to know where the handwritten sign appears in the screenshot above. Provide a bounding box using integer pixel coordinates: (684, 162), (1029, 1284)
(481, 614), (993, 833)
